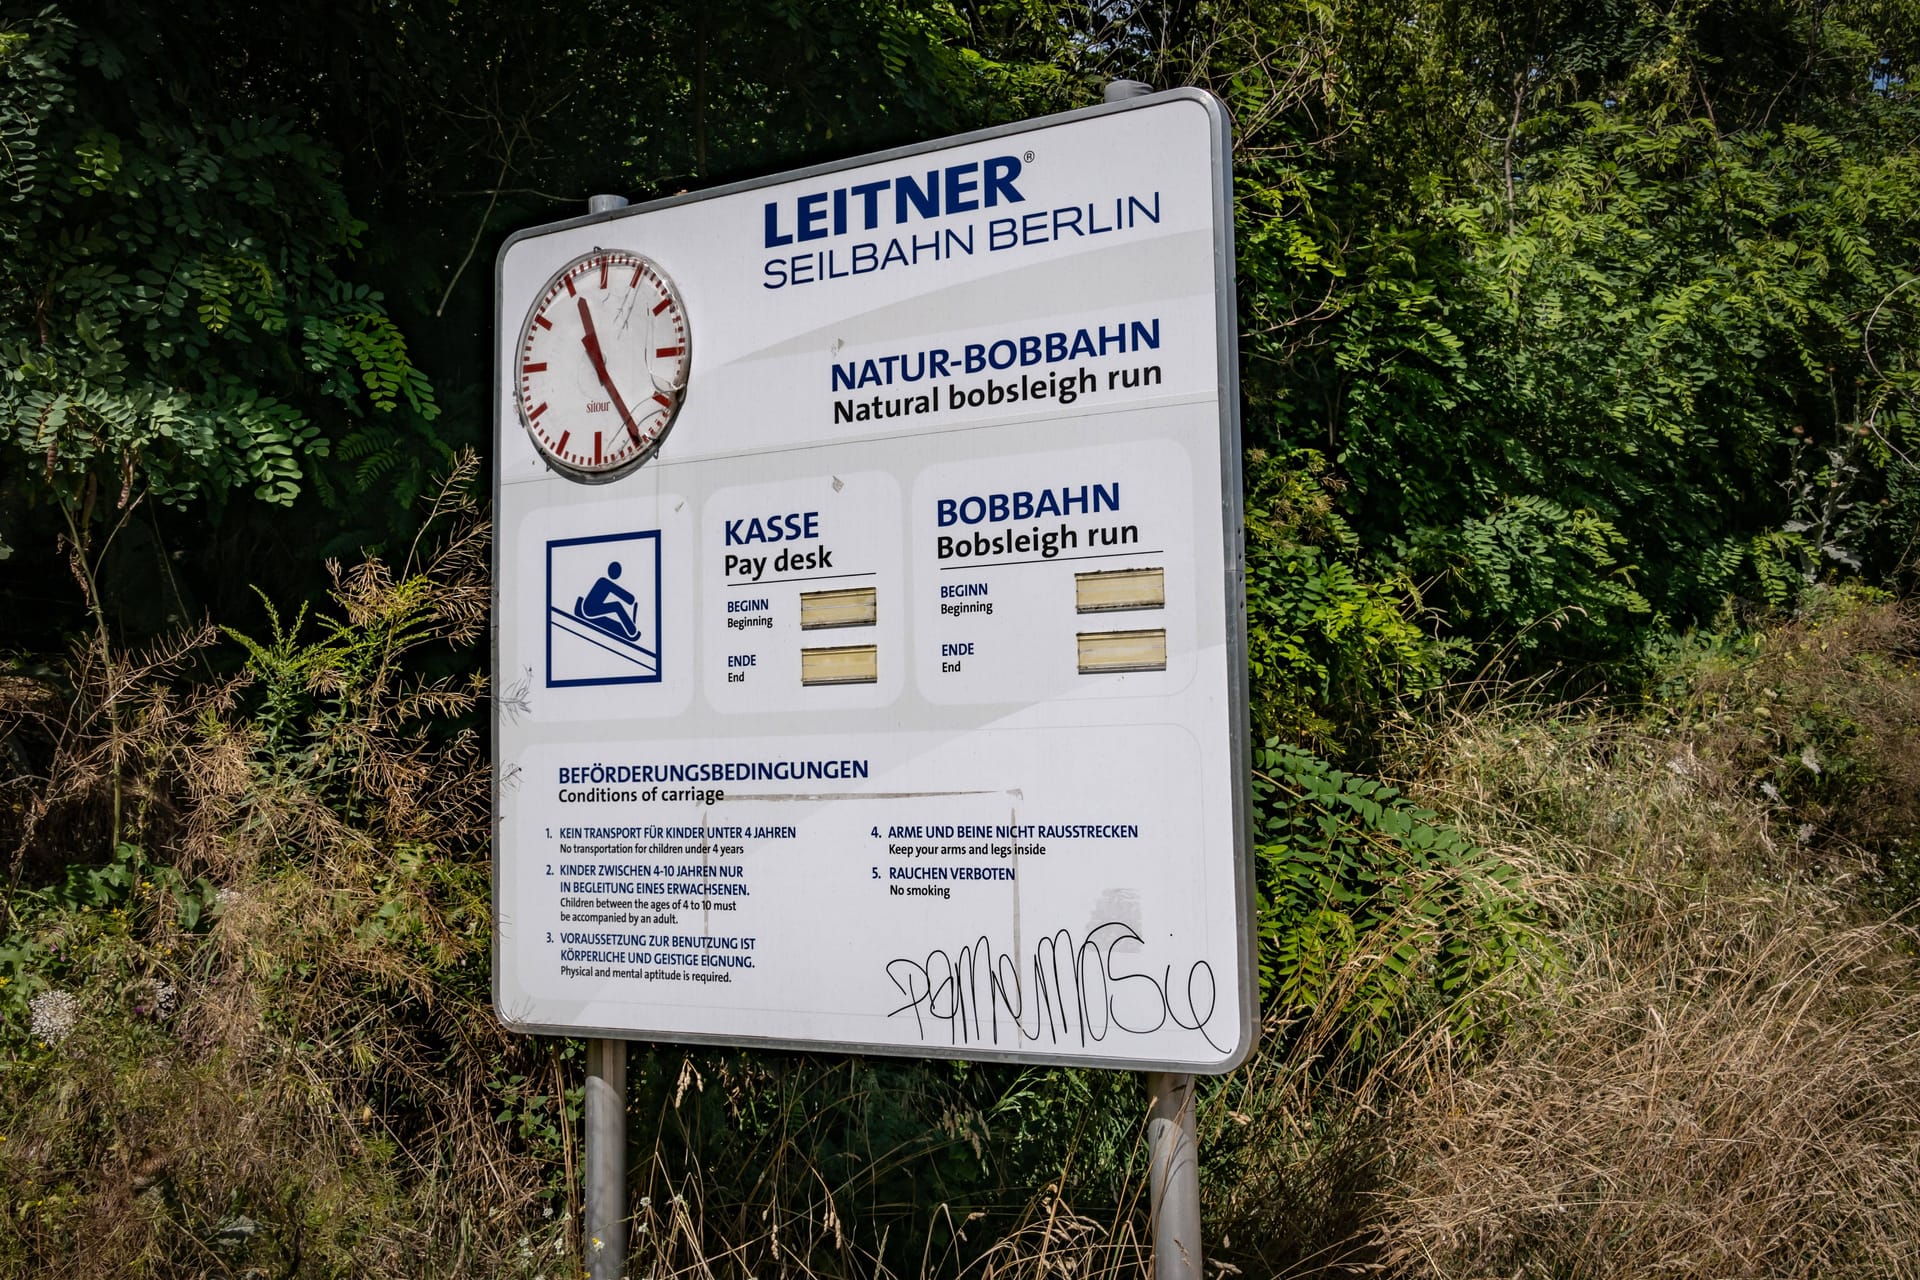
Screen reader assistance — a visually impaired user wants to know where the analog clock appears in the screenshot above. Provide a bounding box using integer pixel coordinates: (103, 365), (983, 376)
(515, 249), (690, 481)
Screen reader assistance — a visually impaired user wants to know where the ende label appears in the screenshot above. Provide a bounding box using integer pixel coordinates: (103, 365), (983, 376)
(492, 90), (1252, 1073)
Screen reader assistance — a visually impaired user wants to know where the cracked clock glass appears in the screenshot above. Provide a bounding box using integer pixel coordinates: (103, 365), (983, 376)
(515, 249), (690, 481)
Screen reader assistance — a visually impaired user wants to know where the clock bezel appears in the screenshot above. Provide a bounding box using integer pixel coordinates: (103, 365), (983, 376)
(514, 247), (691, 485)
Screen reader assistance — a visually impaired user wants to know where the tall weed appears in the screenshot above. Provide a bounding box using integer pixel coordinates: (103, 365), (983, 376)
(0, 455), (551, 1277)
(1366, 596), (1920, 1279)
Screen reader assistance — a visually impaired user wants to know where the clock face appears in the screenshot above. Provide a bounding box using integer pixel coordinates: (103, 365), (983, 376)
(515, 249), (690, 481)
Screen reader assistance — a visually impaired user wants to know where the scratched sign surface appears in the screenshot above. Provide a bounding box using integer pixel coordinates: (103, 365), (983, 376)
(492, 91), (1253, 1072)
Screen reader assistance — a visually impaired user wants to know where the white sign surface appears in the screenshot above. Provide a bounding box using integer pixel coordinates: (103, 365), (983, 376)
(493, 91), (1252, 1072)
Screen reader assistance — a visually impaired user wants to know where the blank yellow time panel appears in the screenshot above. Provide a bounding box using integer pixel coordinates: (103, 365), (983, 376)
(800, 644), (879, 685)
(1076, 629), (1168, 674)
(799, 586), (879, 630)
(1075, 567), (1165, 614)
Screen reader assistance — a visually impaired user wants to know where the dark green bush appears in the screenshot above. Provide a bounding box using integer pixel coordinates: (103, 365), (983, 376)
(1252, 741), (1551, 1052)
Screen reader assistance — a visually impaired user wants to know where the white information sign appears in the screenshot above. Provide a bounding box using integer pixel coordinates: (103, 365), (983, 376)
(493, 90), (1252, 1072)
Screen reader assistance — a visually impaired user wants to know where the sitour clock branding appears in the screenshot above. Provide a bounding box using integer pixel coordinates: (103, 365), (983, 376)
(516, 249), (691, 481)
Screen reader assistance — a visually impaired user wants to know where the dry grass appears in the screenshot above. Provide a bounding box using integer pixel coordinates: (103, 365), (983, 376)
(1360, 597), (1920, 1280)
(959, 1190), (1148, 1280)
(0, 455), (560, 1278)
(1379, 903), (1920, 1278)
(1678, 593), (1920, 902)
(0, 620), (232, 906)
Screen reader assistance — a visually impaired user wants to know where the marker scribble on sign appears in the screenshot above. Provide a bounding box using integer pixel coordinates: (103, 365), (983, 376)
(885, 922), (1221, 1053)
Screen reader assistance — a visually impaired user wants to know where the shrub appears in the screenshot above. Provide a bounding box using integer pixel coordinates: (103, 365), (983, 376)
(0, 456), (549, 1278)
(1252, 742), (1549, 1053)
(1658, 588), (1920, 909)
(1242, 448), (1444, 755)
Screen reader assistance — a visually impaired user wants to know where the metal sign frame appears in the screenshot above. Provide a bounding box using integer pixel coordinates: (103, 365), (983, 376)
(490, 87), (1252, 1073)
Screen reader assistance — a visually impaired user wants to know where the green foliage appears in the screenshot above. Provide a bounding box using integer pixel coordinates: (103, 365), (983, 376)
(1242, 447), (1445, 752)
(0, 464), (512, 1276)
(1226, 0), (1920, 659)
(1441, 495), (1651, 650)
(221, 464), (490, 856)
(1252, 741), (1550, 1050)
(1423, 102), (1919, 612)
(0, 8), (437, 524)
(56, 840), (215, 929)
(0, 839), (212, 1044)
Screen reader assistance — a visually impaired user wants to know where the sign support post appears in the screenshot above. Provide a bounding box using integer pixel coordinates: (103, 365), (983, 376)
(1147, 1071), (1202, 1279)
(577, 193), (634, 1280)
(1091, 82), (1205, 1280)
(583, 1036), (627, 1280)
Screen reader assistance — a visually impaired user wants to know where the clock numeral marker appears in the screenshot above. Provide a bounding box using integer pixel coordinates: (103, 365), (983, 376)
(533, 314), (553, 330)
(555, 430), (570, 454)
(593, 432), (603, 464)
(563, 274), (577, 297)
(652, 393), (673, 409)
(651, 295), (672, 315)
(655, 346), (685, 358)
(599, 259), (609, 289)
(529, 402), (549, 420)
(632, 266), (645, 289)
(523, 362), (547, 373)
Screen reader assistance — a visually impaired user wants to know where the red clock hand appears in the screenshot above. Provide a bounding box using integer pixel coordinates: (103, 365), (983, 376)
(577, 297), (643, 446)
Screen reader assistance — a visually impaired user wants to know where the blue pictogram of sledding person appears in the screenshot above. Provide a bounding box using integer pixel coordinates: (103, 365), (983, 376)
(576, 562), (641, 641)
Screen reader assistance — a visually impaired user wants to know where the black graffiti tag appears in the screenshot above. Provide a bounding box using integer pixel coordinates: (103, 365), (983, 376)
(885, 921), (1222, 1053)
